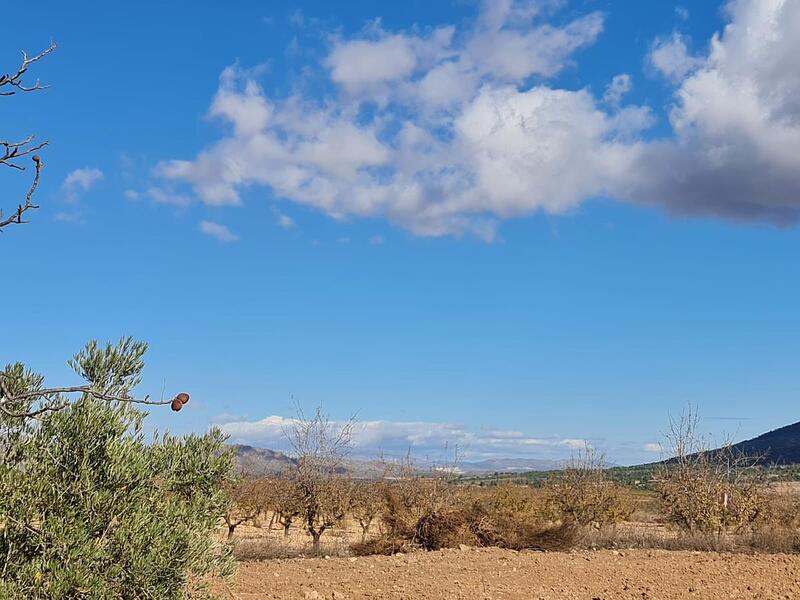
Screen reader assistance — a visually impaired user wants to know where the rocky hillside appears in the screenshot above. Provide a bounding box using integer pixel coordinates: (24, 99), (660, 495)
(727, 420), (800, 465)
(230, 444), (296, 476)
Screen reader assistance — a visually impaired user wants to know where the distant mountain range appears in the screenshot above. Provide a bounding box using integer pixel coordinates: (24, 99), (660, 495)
(230, 444), (296, 477)
(229, 444), (565, 477)
(455, 458), (565, 473)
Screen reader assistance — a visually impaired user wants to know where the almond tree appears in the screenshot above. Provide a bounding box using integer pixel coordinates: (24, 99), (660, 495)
(223, 478), (269, 539)
(269, 477), (304, 538)
(656, 406), (766, 536)
(351, 480), (384, 542)
(287, 407), (355, 552)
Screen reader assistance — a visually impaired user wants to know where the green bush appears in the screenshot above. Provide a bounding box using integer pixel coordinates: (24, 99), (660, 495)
(0, 340), (235, 599)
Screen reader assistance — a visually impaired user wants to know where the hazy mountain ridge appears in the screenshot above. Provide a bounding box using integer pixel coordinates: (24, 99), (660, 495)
(229, 444), (565, 477)
(230, 444), (297, 476)
(724, 421), (800, 465)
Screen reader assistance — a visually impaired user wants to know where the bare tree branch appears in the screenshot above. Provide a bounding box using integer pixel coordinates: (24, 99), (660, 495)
(0, 153), (44, 231)
(0, 378), (180, 419)
(1, 43), (56, 233)
(0, 43), (56, 96)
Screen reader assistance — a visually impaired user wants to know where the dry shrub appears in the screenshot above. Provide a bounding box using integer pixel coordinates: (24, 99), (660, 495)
(350, 537), (413, 556)
(268, 476), (305, 537)
(233, 538), (285, 561)
(356, 475), (585, 555)
(758, 489), (800, 530)
(223, 477), (271, 538)
(657, 407), (770, 536)
(350, 480), (384, 541)
(544, 446), (634, 527)
(583, 526), (800, 554)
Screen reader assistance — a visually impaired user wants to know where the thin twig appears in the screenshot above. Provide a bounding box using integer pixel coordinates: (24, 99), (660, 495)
(0, 42), (57, 96)
(0, 378), (174, 419)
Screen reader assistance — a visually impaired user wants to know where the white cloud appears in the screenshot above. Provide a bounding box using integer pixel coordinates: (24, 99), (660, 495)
(276, 212), (295, 229)
(62, 167), (103, 203)
(626, 0), (800, 222)
(156, 0), (800, 237)
(199, 220), (239, 242)
(603, 73), (632, 106)
(327, 34), (419, 92)
(648, 32), (703, 82)
(369, 235), (384, 245)
(124, 189), (140, 201)
(219, 414), (587, 460)
(643, 442), (662, 453)
(146, 186), (192, 207)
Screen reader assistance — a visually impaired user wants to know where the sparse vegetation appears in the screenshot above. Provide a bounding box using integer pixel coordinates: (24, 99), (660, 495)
(544, 446), (634, 527)
(222, 412), (800, 562)
(656, 407), (768, 537)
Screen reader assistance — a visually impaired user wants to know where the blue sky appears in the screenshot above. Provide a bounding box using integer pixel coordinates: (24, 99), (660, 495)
(2, 0), (799, 464)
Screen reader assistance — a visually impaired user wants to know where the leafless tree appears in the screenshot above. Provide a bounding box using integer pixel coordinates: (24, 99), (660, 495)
(656, 405), (767, 535)
(544, 444), (632, 527)
(286, 406), (355, 552)
(223, 478), (269, 539)
(1, 43), (56, 233)
(267, 476), (304, 538)
(350, 480), (384, 542)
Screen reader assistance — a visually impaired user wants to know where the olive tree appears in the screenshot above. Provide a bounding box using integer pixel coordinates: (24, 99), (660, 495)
(0, 339), (235, 599)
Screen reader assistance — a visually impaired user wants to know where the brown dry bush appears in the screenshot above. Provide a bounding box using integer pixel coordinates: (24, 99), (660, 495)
(267, 477), (305, 538)
(350, 480), (384, 542)
(223, 478), (271, 539)
(358, 473), (585, 554)
(656, 407), (769, 537)
(544, 446), (634, 528)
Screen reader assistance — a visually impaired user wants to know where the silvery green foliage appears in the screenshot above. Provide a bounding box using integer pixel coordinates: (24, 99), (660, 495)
(0, 339), (235, 599)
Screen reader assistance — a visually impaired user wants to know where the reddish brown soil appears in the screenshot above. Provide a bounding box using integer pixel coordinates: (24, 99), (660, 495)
(215, 547), (800, 599)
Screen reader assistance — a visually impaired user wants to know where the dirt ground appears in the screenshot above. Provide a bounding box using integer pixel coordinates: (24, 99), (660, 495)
(214, 547), (800, 600)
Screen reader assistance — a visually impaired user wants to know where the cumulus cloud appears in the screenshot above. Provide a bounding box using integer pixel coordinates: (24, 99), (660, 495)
(627, 0), (800, 222)
(648, 32), (703, 82)
(156, 0), (800, 236)
(199, 220), (239, 242)
(643, 442), (662, 453)
(62, 167), (103, 203)
(219, 414), (587, 460)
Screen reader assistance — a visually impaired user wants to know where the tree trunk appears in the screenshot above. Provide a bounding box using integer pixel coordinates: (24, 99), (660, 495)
(227, 523), (236, 539)
(283, 521), (291, 538)
(311, 531), (322, 552)
(360, 522), (370, 542)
